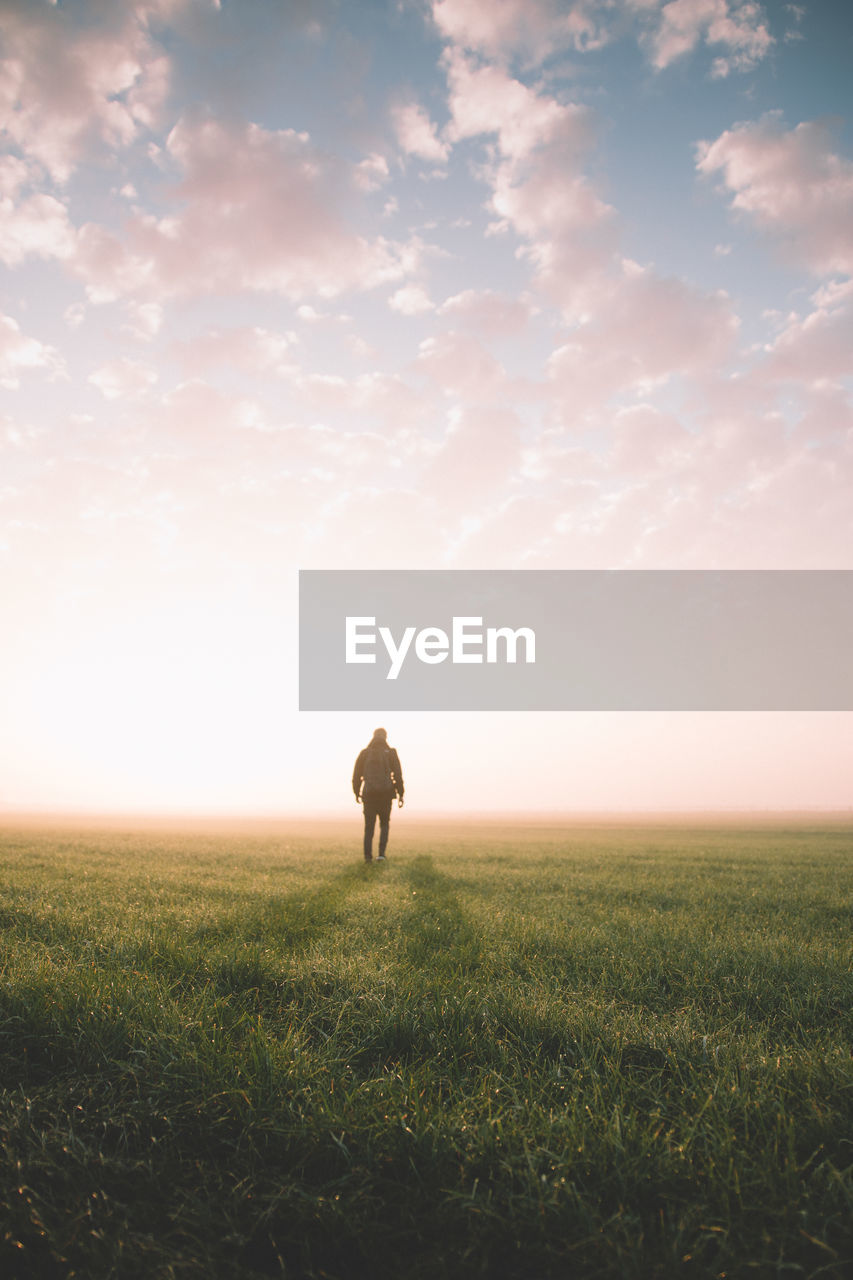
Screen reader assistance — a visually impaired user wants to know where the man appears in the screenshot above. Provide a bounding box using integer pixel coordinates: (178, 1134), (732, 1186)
(352, 727), (404, 862)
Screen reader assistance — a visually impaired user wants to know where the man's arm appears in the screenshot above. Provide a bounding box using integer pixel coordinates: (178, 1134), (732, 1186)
(390, 748), (404, 798)
(352, 749), (366, 799)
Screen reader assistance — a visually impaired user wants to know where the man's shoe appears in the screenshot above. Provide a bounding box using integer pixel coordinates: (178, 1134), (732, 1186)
(377, 854), (387, 861)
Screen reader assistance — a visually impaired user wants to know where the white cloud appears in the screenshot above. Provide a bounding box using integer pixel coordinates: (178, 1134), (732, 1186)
(392, 102), (449, 163)
(445, 50), (590, 162)
(442, 51), (617, 318)
(0, 193), (76, 266)
(426, 404), (523, 510)
(174, 326), (298, 379)
(546, 266), (737, 419)
(439, 288), (533, 335)
(0, 2), (171, 181)
(354, 152), (390, 192)
(70, 117), (416, 303)
(433, 0), (772, 76)
(88, 357), (158, 399)
(432, 0), (612, 62)
(759, 280), (853, 385)
(698, 116), (853, 276)
(609, 404), (692, 474)
(123, 301), (164, 341)
(644, 0), (773, 75)
(417, 330), (510, 400)
(0, 314), (62, 388)
(388, 284), (435, 315)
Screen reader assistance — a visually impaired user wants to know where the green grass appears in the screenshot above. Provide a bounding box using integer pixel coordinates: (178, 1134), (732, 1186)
(1, 816), (851, 1279)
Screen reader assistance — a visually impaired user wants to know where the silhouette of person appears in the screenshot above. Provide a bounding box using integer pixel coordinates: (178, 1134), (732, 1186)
(352, 727), (404, 862)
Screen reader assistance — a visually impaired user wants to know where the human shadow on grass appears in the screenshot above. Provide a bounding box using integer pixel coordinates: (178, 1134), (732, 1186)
(397, 854), (483, 974)
(0, 862), (377, 1008)
(180, 860), (380, 994)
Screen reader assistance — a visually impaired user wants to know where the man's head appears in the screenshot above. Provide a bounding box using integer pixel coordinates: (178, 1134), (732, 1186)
(371, 727), (387, 743)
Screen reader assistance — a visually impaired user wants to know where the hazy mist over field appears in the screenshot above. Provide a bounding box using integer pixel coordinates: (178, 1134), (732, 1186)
(1, 0), (852, 814)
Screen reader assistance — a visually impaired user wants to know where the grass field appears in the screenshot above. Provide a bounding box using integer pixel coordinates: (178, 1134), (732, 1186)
(0, 815), (851, 1279)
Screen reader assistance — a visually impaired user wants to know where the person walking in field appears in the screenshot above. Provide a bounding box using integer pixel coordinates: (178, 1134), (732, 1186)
(353, 727), (404, 863)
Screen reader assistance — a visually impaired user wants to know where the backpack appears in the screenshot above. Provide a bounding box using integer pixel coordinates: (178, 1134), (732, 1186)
(362, 743), (392, 792)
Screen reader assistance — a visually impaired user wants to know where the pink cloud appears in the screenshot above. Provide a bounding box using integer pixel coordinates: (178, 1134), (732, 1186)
(445, 50), (591, 161)
(790, 381), (853, 449)
(432, 0), (611, 62)
(491, 159), (618, 316)
(122, 301), (164, 342)
(173, 326), (299, 379)
(388, 284), (434, 315)
(547, 267), (737, 419)
(71, 117), (416, 302)
(0, 313), (62, 388)
(88, 357), (158, 400)
(433, 0), (772, 76)
(426, 405), (523, 510)
(0, 155), (33, 198)
(353, 152), (390, 192)
(444, 492), (565, 566)
(644, 0), (773, 76)
(444, 51), (616, 316)
(609, 404), (693, 474)
(697, 116), (853, 276)
(292, 370), (426, 431)
(392, 101), (449, 163)
(760, 281), (853, 386)
(0, 2), (171, 181)
(416, 330), (511, 401)
(438, 288), (533, 335)
(0, 192), (76, 266)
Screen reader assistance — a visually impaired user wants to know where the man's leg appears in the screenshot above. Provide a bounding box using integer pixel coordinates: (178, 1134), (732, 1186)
(363, 795), (378, 861)
(377, 793), (393, 858)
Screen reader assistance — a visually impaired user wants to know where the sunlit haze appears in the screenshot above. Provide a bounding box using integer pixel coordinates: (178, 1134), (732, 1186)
(1, 0), (851, 814)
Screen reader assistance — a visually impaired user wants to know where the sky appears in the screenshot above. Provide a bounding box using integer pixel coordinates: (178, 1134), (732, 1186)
(1, 0), (851, 815)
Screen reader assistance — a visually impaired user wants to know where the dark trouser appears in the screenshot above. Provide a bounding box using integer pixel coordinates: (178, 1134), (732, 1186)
(363, 790), (393, 860)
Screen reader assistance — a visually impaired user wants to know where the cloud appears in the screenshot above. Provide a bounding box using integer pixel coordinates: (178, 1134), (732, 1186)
(88, 357), (158, 399)
(445, 49), (591, 162)
(697, 116), (853, 276)
(640, 0), (773, 76)
(173, 326), (299, 378)
(426, 405), (523, 510)
(123, 301), (164, 341)
(0, 313), (62, 388)
(438, 288), (533, 335)
(0, 155), (33, 198)
(0, 192), (76, 266)
(353, 152), (390, 192)
(0, 1), (171, 181)
(608, 404), (693, 474)
(388, 284), (434, 315)
(490, 157), (618, 316)
(392, 102), (449, 163)
(759, 279), (853, 386)
(433, 0), (772, 76)
(70, 117), (416, 302)
(416, 330), (511, 401)
(443, 51), (616, 316)
(547, 266), (737, 419)
(432, 0), (612, 62)
(292, 370), (426, 431)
